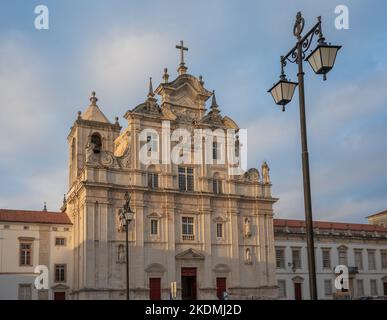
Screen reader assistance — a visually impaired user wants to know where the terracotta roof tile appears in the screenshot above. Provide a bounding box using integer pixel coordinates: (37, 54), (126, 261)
(0, 209), (72, 225)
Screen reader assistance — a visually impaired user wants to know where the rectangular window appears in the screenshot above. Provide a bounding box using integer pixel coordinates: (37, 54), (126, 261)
(148, 173), (159, 189)
(278, 280), (286, 298)
(212, 141), (221, 160)
(182, 217), (194, 241)
(292, 248), (302, 269)
(275, 248), (285, 269)
(55, 237), (66, 246)
(18, 284), (32, 300)
(368, 250), (376, 270)
(370, 279), (378, 296)
(356, 279), (364, 297)
(322, 249), (331, 269)
(20, 242), (32, 266)
(354, 250), (363, 270)
(381, 251), (387, 269)
(178, 167), (194, 192)
(338, 248), (348, 266)
(150, 220), (158, 236)
(55, 264), (66, 282)
(216, 223), (224, 239)
(146, 133), (158, 152)
(213, 179), (221, 194)
(324, 279), (332, 296)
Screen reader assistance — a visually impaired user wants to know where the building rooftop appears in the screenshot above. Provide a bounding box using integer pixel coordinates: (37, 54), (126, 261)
(366, 209), (387, 219)
(274, 218), (387, 233)
(0, 209), (72, 225)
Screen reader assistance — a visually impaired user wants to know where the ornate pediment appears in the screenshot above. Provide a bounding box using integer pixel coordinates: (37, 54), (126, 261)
(51, 284), (70, 290)
(147, 212), (163, 219)
(175, 248), (205, 260)
(145, 263), (166, 274)
(156, 74), (212, 110)
(213, 263), (231, 273)
(213, 215), (228, 223)
(131, 100), (162, 116)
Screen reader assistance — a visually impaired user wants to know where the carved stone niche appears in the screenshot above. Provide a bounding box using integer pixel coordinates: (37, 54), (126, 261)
(243, 217), (252, 238)
(245, 248), (253, 265)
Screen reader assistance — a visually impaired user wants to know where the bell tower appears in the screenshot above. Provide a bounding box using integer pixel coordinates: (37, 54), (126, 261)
(67, 91), (121, 187)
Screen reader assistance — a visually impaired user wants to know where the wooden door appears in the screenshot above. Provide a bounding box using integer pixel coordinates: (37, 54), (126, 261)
(216, 277), (227, 299)
(181, 268), (197, 300)
(149, 278), (161, 300)
(294, 283), (302, 300)
(54, 292), (66, 300)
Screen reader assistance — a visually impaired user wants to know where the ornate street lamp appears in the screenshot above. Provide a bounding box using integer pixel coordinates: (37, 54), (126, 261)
(119, 191), (135, 300)
(268, 57), (298, 111)
(305, 38), (341, 81)
(268, 12), (341, 300)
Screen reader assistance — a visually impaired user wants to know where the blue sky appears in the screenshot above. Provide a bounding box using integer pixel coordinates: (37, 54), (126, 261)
(0, 0), (386, 223)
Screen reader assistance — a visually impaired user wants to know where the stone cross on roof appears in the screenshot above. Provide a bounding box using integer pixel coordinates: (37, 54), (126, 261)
(176, 40), (188, 75)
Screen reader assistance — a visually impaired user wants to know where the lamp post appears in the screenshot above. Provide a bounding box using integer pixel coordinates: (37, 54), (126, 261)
(119, 191), (135, 300)
(268, 12), (341, 300)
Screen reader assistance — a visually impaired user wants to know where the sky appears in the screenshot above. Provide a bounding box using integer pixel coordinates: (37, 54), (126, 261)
(0, 0), (386, 223)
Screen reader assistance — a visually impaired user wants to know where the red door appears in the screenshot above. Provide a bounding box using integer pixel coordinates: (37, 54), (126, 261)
(149, 278), (161, 300)
(294, 283), (302, 300)
(216, 278), (227, 299)
(54, 292), (66, 300)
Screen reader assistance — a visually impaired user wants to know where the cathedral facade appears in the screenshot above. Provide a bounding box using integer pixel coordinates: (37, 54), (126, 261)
(64, 45), (278, 299)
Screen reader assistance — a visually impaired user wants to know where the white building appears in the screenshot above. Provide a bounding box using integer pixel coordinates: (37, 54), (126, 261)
(0, 208), (73, 300)
(274, 217), (387, 300)
(63, 47), (278, 300)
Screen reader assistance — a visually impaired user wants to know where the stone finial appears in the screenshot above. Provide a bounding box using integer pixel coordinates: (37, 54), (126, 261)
(163, 68), (169, 83)
(199, 75), (204, 86)
(43, 202), (47, 211)
(115, 116), (119, 125)
(147, 77), (155, 98)
(211, 90), (219, 109)
(90, 91), (98, 105)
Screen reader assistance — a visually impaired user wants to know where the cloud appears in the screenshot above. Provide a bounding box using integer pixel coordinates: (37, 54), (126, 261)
(254, 65), (387, 222)
(77, 29), (175, 116)
(0, 165), (67, 211)
(0, 32), (56, 155)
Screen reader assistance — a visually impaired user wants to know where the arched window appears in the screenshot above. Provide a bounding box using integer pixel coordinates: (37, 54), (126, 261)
(90, 133), (102, 153)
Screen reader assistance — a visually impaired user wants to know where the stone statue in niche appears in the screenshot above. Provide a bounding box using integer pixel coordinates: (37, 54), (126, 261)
(262, 161), (270, 184)
(244, 218), (251, 237)
(245, 248), (252, 264)
(116, 209), (125, 232)
(117, 244), (125, 263)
